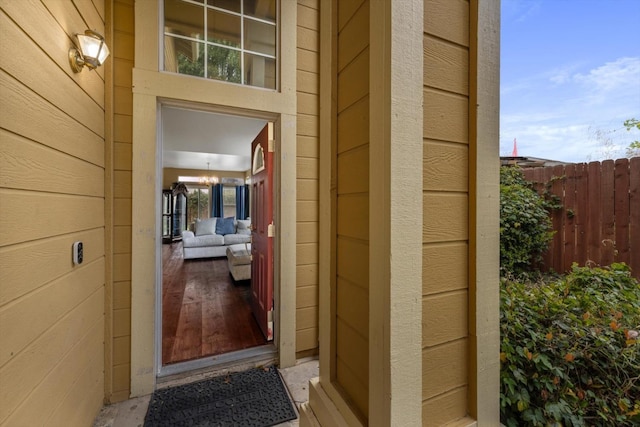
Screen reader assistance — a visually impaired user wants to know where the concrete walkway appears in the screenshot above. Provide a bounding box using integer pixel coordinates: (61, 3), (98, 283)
(93, 359), (318, 427)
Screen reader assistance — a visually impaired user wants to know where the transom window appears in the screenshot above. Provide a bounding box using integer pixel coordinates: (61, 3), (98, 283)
(164, 0), (277, 90)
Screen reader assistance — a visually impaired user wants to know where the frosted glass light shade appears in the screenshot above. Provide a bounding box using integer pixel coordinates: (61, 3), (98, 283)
(69, 30), (109, 72)
(76, 31), (110, 67)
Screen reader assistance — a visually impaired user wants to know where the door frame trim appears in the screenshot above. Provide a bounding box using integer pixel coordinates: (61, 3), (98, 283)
(153, 101), (294, 379)
(131, 1), (297, 396)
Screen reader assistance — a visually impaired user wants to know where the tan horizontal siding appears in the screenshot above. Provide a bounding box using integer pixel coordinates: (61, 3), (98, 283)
(337, 96), (369, 153)
(296, 0), (320, 355)
(297, 201), (319, 222)
(335, 0), (370, 420)
(338, 0), (366, 31)
(336, 279), (368, 339)
(297, 48), (318, 73)
(423, 193), (469, 243)
(297, 243), (319, 265)
(1, 5), (107, 418)
(423, 34), (470, 95)
(296, 327), (318, 352)
(297, 264), (318, 286)
(337, 146), (369, 194)
(337, 47), (369, 113)
(297, 221), (318, 244)
(422, 338), (468, 400)
(422, 291), (469, 347)
(0, 191), (104, 247)
(424, 0), (470, 47)
(0, 258), (105, 366)
(109, 0), (135, 401)
(336, 194), (369, 241)
(337, 1), (369, 71)
(336, 319), (368, 387)
(423, 242), (469, 295)
(0, 72), (104, 167)
(336, 237), (369, 286)
(297, 179), (319, 201)
(0, 291), (103, 425)
(296, 285), (318, 308)
(423, 89), (469, 143)
(297, 70), (319, 95)
(422, 0), (471, 424)
(0, 229), (104, 306)
(0, 12), (105, 136)
(1, 131), (104, 195)
(335, 357), (368, 417)
(423, 141), (469, 192)
(422, 386), (468, 427)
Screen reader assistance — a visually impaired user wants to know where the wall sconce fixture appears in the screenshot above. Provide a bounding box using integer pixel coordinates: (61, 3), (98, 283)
(68, 30), (110, 73)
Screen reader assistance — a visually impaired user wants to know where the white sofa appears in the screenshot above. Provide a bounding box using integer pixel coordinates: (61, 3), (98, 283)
(181, 217), (251, 259)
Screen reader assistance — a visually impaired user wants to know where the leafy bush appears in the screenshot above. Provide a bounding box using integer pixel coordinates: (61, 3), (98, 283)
(500, 166), (554, 274)
(500, 263), (640, 426)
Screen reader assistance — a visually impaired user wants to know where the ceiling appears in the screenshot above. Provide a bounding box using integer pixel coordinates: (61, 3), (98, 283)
(162, 106), (268, 172)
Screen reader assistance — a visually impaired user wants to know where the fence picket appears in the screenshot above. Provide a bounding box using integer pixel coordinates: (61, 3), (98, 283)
(629, 157), (640, 276)
(600, 160), (616, 265)
(614, 159), (630, 265)
(563, 164), (577, 270)
(516, 158), (639, 281)
(575, 163), (588, 268)
(587, 162), (602, 265)
(550, 165), (565, 272)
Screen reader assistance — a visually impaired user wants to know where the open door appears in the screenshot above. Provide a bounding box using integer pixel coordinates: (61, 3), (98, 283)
(250, 123), (274, 341)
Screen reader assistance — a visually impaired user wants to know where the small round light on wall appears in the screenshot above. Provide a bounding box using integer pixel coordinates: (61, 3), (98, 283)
(68, 30), (110, 73)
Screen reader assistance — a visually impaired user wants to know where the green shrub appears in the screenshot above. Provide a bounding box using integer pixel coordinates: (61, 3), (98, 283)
(500, 166), (554, 274)
(500, 263), (640, 426)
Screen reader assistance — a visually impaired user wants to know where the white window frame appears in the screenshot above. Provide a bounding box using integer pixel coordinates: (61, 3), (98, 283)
(161, 0), (279, 90)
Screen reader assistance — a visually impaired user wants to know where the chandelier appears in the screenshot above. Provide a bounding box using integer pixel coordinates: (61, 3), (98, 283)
(199, 162), (218, 186)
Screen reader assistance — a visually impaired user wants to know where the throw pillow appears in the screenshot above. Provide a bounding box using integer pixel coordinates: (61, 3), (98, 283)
(195, 218), (216, 236)
(215, 217), (236, 235)
(237, 219), (251, 235)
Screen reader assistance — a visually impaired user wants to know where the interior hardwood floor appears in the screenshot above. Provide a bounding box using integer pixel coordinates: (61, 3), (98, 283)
(162, 242), (267, 365)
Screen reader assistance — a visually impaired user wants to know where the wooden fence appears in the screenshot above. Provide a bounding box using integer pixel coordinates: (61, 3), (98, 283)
(522, 157), (640, 280)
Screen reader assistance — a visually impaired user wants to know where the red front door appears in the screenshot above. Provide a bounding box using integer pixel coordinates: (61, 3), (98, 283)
(250, 123), (274, 341)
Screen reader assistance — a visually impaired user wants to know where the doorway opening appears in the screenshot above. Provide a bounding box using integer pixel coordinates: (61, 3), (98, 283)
(158, 103), (276, 376)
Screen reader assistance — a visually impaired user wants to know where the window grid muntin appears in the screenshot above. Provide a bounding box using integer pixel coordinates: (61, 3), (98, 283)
(164, 0), (277, 88)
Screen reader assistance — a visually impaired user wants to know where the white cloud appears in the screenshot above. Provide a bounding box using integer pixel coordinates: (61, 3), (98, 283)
(573, 57), (640, 93)
(548, 63), (586, 86)
(501, 57), (640, 163)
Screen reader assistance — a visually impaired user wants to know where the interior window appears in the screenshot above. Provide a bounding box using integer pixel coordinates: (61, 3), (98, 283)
(164, 0), (277, 90)
(187, 187), (210, 226)
(222, 186), (236, 218)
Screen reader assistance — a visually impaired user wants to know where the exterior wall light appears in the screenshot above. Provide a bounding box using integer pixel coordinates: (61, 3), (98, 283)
(68, 30), (110, 73)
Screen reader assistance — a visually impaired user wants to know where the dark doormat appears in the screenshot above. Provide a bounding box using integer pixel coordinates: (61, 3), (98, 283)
(144, 366), (297, 427)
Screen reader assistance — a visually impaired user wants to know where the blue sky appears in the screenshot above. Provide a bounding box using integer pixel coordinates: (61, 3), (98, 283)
(500, 0), (640, 162)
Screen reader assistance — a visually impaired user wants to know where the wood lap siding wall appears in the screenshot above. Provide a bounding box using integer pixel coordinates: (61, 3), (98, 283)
(0, 0), (106, 424)
(335, 0), (370, 420)
(110, 0), (134, 403)
(296, 0), (320, 356)
(422, 0), (471, 425)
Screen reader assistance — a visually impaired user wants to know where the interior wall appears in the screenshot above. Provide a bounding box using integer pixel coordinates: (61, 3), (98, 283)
(421, 0), (472, 424)
(295, 0), (321, 357)
(0, 0), (107, 423)
(334, 0), (371, 420)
